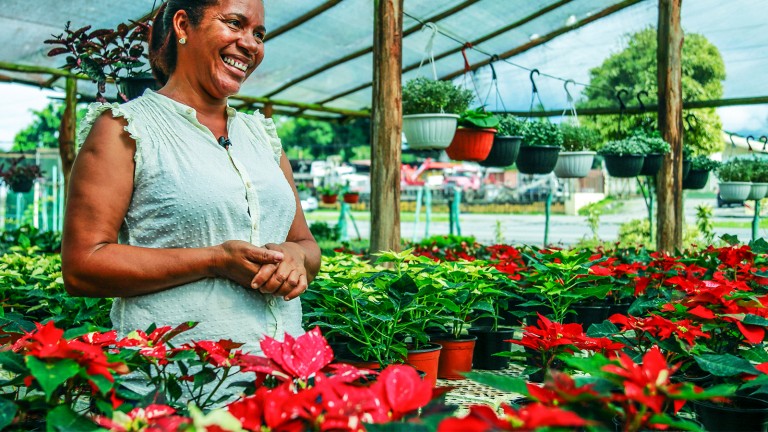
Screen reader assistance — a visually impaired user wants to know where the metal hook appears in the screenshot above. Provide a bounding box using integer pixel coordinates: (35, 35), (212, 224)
(636, 90), (648, 111)
(729, 133), (736, 147)
(616, 89), (628, 110)
(529, 69), (540, 94)
(760, 136), (768, 151)
(489, 54), (500, 81)
(747, 135), (755, 152)
(684, 113), (698, 132)
(564, 79), (575, 102)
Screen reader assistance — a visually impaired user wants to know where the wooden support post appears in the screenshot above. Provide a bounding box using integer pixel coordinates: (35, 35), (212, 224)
(656, 0), (684, 252)
(370, 0), (403, 254)
(262, 102), (274, 119)
(59, 76), (77, 202)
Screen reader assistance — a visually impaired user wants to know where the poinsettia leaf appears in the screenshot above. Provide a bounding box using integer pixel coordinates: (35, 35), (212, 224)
(46, 405), (100, 431)
(721, 234), (740, 245)
(749, 238), (768, 254)
(586, 321), (618, 337)
(647, 413), (703, 431)
(560, 353), (612, 376)
(673, 383), (736, 399)
(25, 357), (80, 401)
(167, 377), (182, 401)
(462, 371), (529, 395)
(81, 370), (113, 396)
(161, 321), (198, 343)
(742, 314), (768, 326)
(743, 346), (768, 363)
(0, 398), (17, 430)
(366, 423), (430, 432)
(694, 354), (759, 376)
(629, 298), (668, 316)
(193, 368), (218, 389)
(0, 351), (27, 374)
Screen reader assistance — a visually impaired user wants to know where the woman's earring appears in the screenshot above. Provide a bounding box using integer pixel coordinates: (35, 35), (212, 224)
(179, 37), (186, 45)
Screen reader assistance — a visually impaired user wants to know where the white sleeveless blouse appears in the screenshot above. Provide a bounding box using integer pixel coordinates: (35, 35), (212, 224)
(78, 90), (303, 354)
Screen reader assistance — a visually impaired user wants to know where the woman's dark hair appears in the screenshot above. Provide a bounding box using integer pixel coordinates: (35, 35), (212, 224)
(149, 0), (219, 85)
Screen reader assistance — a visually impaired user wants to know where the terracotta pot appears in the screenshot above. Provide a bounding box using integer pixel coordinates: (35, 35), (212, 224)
(405, 343), (442, 387)
(431, 335), (477, 380)
(445, 128), (496, 162)
(321, 194), (338, 204)
(343, 193), (360, 204)
(336, 359), (380, 370)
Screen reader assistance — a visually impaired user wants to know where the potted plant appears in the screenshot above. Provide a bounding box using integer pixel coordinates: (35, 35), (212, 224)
(0, 157), (44, 193)
(479, 114), (524, 168)
(317, 184), (341, 204)
(553, 122), (600, 178)
(467, 274), (519, 371)
(598, 137), (649, 178)
(516, 120), (563, 175)
(634, 132), (671, 176)
(717, 158), (753, 203)
(747, 157), (768, 200)
(445, 108), (499, 162)
(340, 182), (360, 204)
(45, 20), (159, 102)
(683, 155), (720, 190)
(402, 77), (474, 150)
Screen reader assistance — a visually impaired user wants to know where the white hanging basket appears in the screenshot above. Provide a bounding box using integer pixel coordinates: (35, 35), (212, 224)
(554, 151), (595, 179)
(403, 113), (459, 150)
(719, 182), (752, 203)
(747, 183), (768, 201)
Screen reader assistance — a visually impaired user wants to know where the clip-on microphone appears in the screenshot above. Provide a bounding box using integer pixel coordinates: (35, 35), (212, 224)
(218, 136), (232, 150)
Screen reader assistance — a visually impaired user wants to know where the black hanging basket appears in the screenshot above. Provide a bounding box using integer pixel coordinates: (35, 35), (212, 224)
(682, 159), (692, 179)
(118, 73), (161, 101)
(603, 154), (644, 178)
(516, 145), (560, 175)
(639, 153), (664, 176)
(8, 178), (34, 193)
(479, 136), (521, 167)
(682, 169), (710, 190)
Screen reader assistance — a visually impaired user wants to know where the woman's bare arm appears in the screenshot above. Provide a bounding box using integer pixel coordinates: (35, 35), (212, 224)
(61, 113), (283, 298)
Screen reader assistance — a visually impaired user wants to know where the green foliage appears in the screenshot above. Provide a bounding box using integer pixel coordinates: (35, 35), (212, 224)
(401, 77), (474, 115)
(618, 218), (651, 247)
(559, 121), (602, 152)
(748, 156), (768, 183)
(0, 251), (112, 330)
(0, 157), (44, 190)
(632, 131), (671, 154)
(696, 204), (715, 245)
(495, 114), (526, 136)
(457, 108), (499, 129)
(309, 221), (340, 242)
(13, 103), (62, 151)
(0, 226), (61, 256)
(580, 28), (725, 155)
(275, 116), (370, 161)
(520, 120), (563, 147)
(598, 137), (649, 156)
(689, 155), (721, 171)
(717, 158), (753, 182)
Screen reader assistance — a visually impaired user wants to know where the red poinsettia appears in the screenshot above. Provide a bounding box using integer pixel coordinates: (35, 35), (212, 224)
(188, 339), (244, 367)
(259, 327), (334, 381)
(94, 404), (191, 432)
(609, 313), (710, 347)
(437, 402), (589, 431)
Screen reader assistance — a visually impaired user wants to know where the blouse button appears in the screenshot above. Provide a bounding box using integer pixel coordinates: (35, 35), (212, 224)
(268, 298), (276, 306)
(246, 181), (252, 188)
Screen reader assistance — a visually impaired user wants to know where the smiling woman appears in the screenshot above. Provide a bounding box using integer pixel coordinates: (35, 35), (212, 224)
(61, 0), (320, 403)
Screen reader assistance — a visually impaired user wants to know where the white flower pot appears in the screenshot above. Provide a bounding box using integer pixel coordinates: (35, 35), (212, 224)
(554, 151), (595, 178)
(719, 182), (752, 203)
(748, 183), (768, 200)
(403, 113), (459, 150)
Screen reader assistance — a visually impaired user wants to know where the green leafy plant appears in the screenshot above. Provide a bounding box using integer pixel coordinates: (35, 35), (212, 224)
(559, 122), (601, 152)
(308, 221), (339, 242)
(689, 155), (721, 171)
(748, 157), (768, 183)
(495, 114), (526, 136)
(401, 77), (474, 115)
(45, 20), (153, 101)
(457, 108), (500, 129)
(631, 131), (671, 154)
(316, 184), (341, 196)
(717, 158), (753, 182)
(598, 137), (649, 156)
(521, 120), (563, 147)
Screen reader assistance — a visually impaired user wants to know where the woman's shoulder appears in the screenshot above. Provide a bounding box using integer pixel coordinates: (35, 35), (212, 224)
(236, 109), (282, 163)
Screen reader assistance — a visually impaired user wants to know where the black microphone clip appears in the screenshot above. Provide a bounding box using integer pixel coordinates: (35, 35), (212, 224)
(218, 136), (232, 150)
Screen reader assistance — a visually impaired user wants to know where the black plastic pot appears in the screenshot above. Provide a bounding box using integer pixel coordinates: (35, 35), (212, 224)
(467, 326), (515, 370)
(683, 169), (710, 190)
(9, 178), (34, 193)
(608, 301), (633, 317)
(119, 74), (161, 100)
(479, 136), (522, 167)
(604, 154), (644, 178)
(564, 304), (611, 329)
(683, 159), (692, 179)
(516, 145), (560, 175)
(693, 396), (768, 432)
(639, 153), (664, 176)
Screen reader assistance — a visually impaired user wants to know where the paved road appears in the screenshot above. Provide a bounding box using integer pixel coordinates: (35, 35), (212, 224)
(307, 196), (764, 247)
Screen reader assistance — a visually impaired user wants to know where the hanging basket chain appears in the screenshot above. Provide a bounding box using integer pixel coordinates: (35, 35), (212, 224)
(416, 22), (439, 81)
(528, 69), (546, 116)
(561, 79), (578, 124)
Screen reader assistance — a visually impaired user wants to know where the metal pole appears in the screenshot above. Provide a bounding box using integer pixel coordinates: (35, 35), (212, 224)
(338, 202), (349, 242)
(412, 187), (423, 241)
(32, 182), (40, 229)
(424, 187), (432, 238)
(448, 194), (454, 235)
(15, 193), (22, 228)
(648, 177), (654, 244)
(753, 199), (761, 242)
(453, 187), (462, 236)
(544, 189), (552, 247)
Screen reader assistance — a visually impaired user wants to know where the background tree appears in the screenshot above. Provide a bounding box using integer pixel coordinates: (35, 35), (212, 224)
(13, 102), (65, 151)
(276, 116), (370, 161)
(580, 28), (725, 156)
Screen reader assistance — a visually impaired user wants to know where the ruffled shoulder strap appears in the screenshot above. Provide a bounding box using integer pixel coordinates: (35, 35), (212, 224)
(242, 110), (283, 165)
(77, 102), (142, 148)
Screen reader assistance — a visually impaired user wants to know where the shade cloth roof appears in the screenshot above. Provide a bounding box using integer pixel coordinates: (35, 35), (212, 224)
(1, 0), (766, 118)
